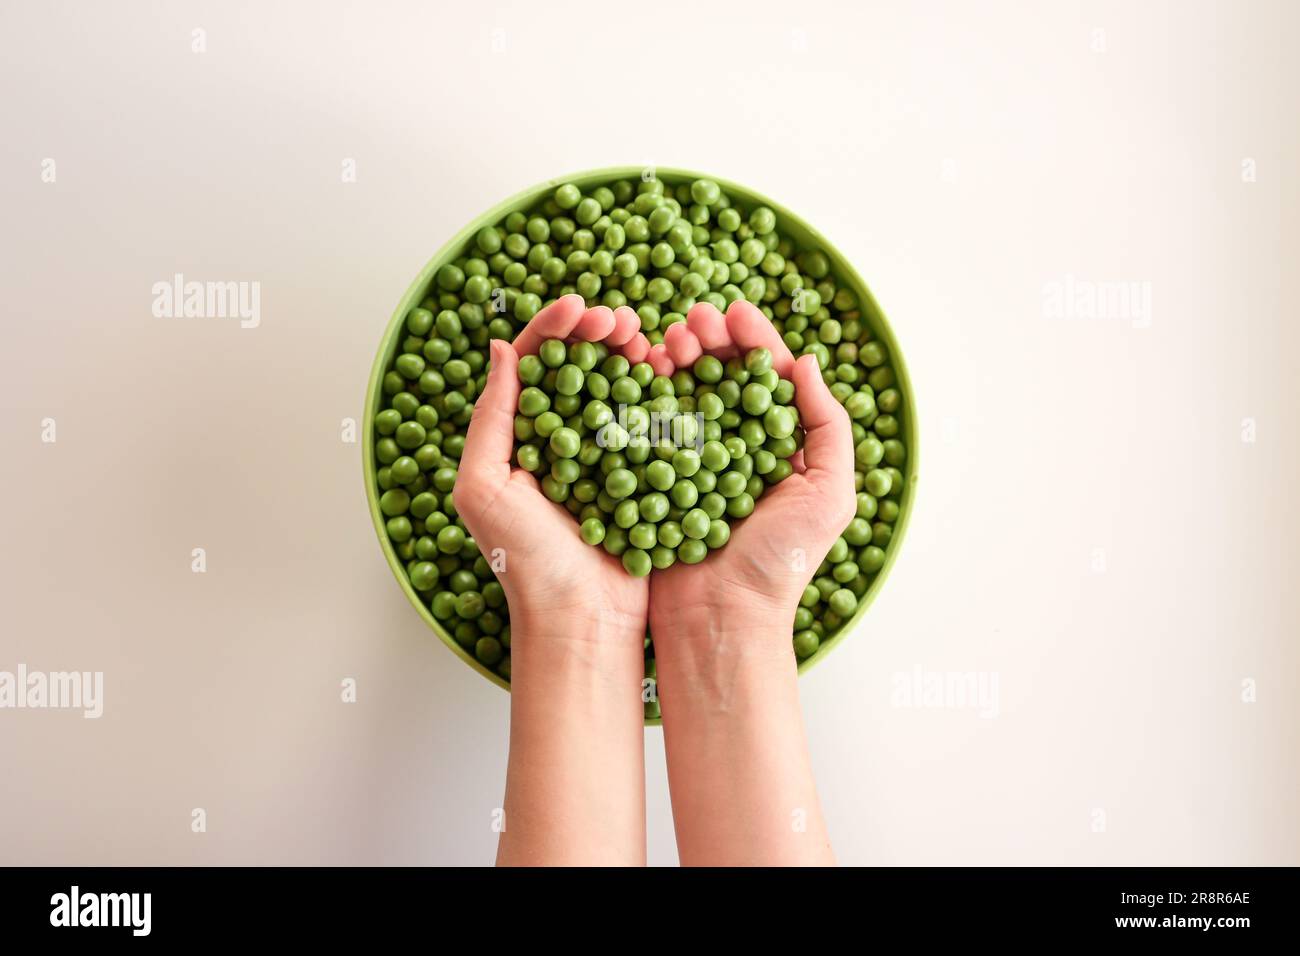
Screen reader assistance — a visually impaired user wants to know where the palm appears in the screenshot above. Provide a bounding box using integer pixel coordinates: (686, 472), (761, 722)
(652, 473), (835, 629)
(487, 473), (648, 620)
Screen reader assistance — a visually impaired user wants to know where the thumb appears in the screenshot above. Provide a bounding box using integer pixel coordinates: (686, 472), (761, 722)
(457, 338), (519, 494)
(791, 354), (855, 522)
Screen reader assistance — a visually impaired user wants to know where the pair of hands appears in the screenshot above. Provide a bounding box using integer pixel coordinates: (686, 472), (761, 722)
(452, 293), (856, 657)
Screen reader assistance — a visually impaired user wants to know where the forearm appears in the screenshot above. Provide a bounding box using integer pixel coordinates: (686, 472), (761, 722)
(654, 616), (835, 866)
(496, 611), (646, 866)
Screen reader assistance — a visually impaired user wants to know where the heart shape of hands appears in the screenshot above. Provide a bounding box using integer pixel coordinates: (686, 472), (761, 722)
(454, 293), (856, 581)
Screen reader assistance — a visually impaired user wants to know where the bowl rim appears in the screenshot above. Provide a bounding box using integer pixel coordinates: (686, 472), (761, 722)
(363, 165), (919, 725)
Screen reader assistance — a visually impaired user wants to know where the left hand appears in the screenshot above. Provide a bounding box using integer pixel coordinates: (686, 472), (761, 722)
(453, 294), (650, 640)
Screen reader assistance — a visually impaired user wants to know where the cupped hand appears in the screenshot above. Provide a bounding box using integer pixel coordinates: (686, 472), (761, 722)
(648, 300), (856, 643)
(454, 294), (650, 635)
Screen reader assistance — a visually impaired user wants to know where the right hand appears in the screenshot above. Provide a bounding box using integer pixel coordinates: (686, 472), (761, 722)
(646, 301), (857, 649)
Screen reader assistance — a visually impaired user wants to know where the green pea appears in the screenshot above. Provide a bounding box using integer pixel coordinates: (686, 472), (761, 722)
(611, 376), (642, 405)
(551, 458), (580, 483)
(865, 469), (892, 497)
(430, 591), (457, 620)
(444, 359), (471, 385)
(725, 493), (755, 518)
(793, 630), (819, 659)
(642, 459), (673, 491)
(829, 588), (858, 617)
(580, 517), (606, 546)
(698, 492), (725, 520)
(518, 387), (550, 417)
(693, 469), (718, 494)
(555, 364), (585, 396)
(639, 492), (670, 523)
(555, 183), (581, 209)
(395, 421), (426, 450)
(678, 539), (708, 564)
(471, 636), (501, 666)
(657, 521), (684, 548)
(742, 383), (773, 416)
(409, 561), (439, 590)
(539, 339), (567, 368)
(549, 427), (581, 459)
(855, 437), (884, 469)
(844, 518), (872, 547)
(882, 439), (906, 466)
(406, 307), (434, 336)
(845, 391), (876, 421)
(763, 405), (795, 439)
(682, 508), (710, 539)
(670, 479), (699, 509)
(691, 179), (721, 205)
(705, 519), (730, 548)
(390, 456), (419, 483)
(436, 525), (466, 554)
(516, 444), (541, 471)
(672, 449), (701, 477)
(455, 591), (485, 619)
(622, 548), (652, 577)
(374, 409), (402, 436)
(649, 546), (676, 570)
(629, 523), (658, 550)
(410, 492), (438, 519)
(540, 476), (569, 502)
(605, 468), (637, 499)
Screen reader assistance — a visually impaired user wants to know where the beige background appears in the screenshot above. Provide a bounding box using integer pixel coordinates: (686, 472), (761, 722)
(1, 0), (1296, 866)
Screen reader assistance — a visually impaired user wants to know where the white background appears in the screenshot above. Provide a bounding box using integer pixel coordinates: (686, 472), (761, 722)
(1, 0), (1296, 865)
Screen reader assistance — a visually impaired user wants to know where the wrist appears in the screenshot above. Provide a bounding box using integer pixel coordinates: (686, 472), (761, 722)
(506, 593), (645, 644)
(650, 612), (798, 712)
(508, 604), (645, 688)
(649, 602), (796, 652)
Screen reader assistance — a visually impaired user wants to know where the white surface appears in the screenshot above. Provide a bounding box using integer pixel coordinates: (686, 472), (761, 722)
(0, 0), (1296, 865)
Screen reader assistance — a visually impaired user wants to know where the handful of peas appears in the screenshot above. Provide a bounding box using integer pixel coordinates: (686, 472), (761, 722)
(370, 172), (908, 683)
(513, 338), (800, 577)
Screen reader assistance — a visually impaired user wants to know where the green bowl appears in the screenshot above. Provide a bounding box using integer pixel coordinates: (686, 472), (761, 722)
(364, 166), (918, 722)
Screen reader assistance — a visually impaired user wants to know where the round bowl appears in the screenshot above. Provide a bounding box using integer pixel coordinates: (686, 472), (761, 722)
(364, 166), (918, 723)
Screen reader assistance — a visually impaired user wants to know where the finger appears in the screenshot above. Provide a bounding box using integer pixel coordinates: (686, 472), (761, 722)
(791, 354), (853, 497)
(664, 321), (703, 367)
(621, 332), (651, 364)
(511, 293), (586, 356)
(647, 343), (674, 377)
(790, 449), (806, 474)
(685, 302), (731, 351)
(574, 305), (616, 341)
(606, 306), (640, 346)
(725, 300), (795, 378)
(458, 339), (520, 492)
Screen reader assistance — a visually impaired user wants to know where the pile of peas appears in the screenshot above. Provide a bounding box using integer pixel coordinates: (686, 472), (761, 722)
(514, 339), (799, 577)
(370, 174), (907, 689)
